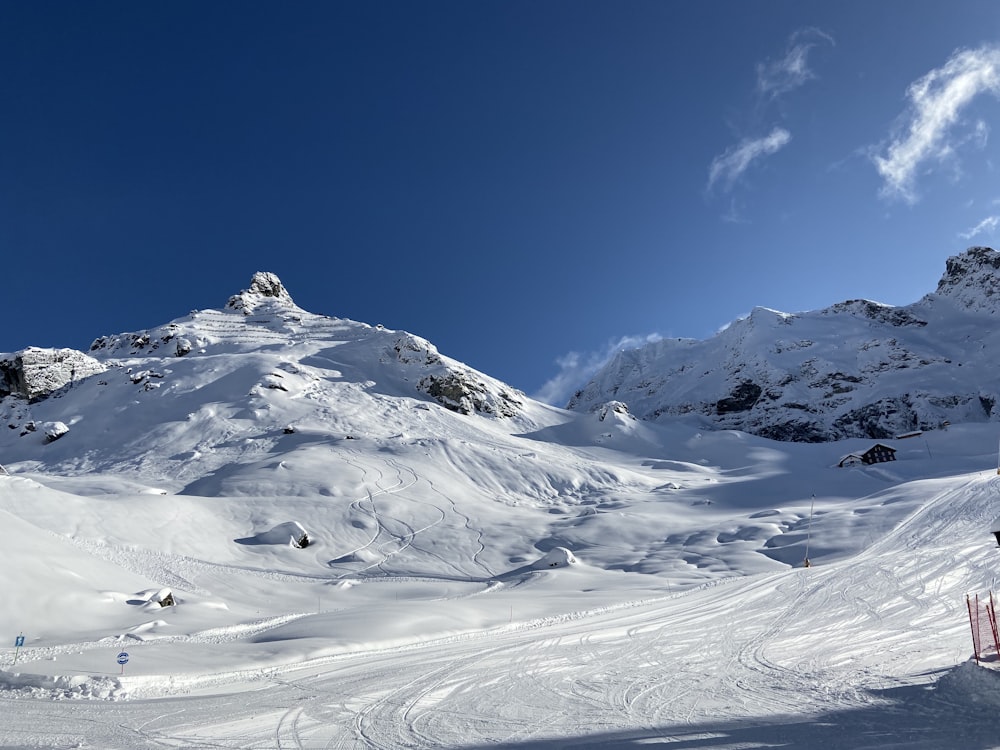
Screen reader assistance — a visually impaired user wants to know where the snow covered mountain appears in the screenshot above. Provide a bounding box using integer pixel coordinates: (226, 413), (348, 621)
(7, 267), (1000, 746)
(568, 246), (1000, 442)
(0, 272), (526, 480)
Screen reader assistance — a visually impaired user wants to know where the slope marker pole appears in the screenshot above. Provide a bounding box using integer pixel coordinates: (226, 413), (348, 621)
(969, 594), (980, 664)
(803, 494), (815, 568)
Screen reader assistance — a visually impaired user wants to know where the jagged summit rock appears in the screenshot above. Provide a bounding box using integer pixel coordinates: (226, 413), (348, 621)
(930, 246), (1000, 313)
(226, 272), (297, 314)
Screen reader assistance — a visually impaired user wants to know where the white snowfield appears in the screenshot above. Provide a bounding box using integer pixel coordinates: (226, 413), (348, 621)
(3, 277), (1000, 747)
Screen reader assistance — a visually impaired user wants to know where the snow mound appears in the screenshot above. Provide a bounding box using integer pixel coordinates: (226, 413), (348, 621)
(236, 521), (311, 548)
(937, 660), (1000, 708)
(531, 546), (578, 569)
(0, 670), (126, 700)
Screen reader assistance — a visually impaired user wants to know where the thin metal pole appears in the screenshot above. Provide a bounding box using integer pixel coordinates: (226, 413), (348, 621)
(803, 494), (815, 567)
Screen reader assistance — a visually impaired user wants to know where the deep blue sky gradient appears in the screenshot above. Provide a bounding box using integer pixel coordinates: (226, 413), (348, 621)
(4, 2), (1000, 402)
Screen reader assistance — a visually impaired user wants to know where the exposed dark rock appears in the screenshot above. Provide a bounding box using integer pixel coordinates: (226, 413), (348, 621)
(756, 421), (829, 443)
(716, 382), (762, 414)
(419, 372), (521, 417)
(831, 397), (917, 440)
(981, 395), (996, 417)
(825, 299), (927, 327)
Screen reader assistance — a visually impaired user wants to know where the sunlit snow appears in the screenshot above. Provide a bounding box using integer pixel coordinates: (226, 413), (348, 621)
(3, 274), (1000, 748)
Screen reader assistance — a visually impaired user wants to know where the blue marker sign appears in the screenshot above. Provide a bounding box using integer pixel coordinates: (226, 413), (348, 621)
(13, 634), (24, 666)
(117, 651), (129, 665)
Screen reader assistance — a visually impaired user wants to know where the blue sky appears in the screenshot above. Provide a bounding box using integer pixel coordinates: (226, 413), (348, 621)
(4, 2), (1000, 404)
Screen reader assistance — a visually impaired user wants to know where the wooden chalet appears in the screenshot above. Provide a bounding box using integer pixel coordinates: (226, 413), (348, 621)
(838, 443), (897, 467)
(860, 443), (896, 465)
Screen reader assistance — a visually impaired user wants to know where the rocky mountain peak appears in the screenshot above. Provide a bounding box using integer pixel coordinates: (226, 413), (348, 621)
(226, 272), (296, 314)
(933, 246), (1000, 312)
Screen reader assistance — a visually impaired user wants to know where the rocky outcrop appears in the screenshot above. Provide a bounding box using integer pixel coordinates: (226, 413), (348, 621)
(933, 246), (1000, 312)
(418, 372), (521, 417)
(716, 382), (762, 414)
(90, 325), (195, 358)
(0, 348), (106, 402)
(226, 271), (296, 314)
(386, 334), (522, 417)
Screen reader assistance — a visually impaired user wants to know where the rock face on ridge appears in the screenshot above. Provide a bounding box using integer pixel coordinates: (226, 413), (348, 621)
(389, 333), (522, 417)
(226, 271), (296, 314)
(933, 245), (1000, 313)
(0, 347), (107, 402)
(568, 247), (1000, 442)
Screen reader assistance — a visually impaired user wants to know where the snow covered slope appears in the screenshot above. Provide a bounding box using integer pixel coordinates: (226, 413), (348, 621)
(5, 267), (1000, 747)
(569, 246), (1000, 442)
(0, 272), (527, 481)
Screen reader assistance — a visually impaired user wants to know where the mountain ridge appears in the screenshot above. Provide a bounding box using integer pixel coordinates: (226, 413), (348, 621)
(568, 246), (1000, 441)
(5, 250), (1000, 449)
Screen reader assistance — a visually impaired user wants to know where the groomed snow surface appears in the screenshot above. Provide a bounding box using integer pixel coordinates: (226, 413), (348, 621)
(5, 418), (1000, 749)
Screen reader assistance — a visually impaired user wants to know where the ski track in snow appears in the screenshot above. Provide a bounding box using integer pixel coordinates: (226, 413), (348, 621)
(7, 423), (1000, 745)
(4, 463), (996, 750)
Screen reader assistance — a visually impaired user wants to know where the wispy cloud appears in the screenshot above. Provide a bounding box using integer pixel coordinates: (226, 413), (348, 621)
(873, 45), (1000, 203)
(706, 28), (830, 201)
(721, 198), (750, 224)
(959, 215), (1000, 240)
(756, 27), (835, 100)
(707, 128), (791, 193)
(532, 334), (662, 407)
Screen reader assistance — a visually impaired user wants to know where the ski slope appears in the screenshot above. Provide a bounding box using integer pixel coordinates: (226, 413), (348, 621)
(4, 422), (1000, 748)
(5, 277), (1000, 748)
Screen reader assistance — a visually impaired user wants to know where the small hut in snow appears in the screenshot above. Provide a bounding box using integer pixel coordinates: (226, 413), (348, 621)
(860, 444), (896, 465)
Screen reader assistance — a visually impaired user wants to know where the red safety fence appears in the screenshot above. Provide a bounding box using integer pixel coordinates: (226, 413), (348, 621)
(967, 591), (1000, 663)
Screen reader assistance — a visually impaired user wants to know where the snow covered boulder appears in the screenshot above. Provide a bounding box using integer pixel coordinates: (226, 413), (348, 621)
(236, 521), (311, 548)
(530, 546), (578, 570)
(151, 588), (175, 607)
(597, 401), (632, 421)
(42, 421), (69, 444)
(128, 588), (176, 609)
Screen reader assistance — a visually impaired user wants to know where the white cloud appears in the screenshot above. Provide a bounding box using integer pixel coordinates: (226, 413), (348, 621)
(756, 28), (835, 99)
(707, 128), (792, 193)
(532, 334), (662, 406)
(959, 215), (1000, 240)
(705, 28), (830, 205)
(873, 45), (1000, 203)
